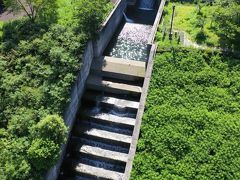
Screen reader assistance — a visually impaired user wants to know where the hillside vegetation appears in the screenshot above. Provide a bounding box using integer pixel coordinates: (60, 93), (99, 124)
(0, 0), (112, 179)
(132, 0), (240, 179)
(132, 48), (240, 179)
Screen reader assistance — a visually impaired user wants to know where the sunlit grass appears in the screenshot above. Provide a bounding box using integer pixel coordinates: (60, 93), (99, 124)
(163, 2), (220, 47)
(57, 0), (75, 25)
(0, 21), (3, 38)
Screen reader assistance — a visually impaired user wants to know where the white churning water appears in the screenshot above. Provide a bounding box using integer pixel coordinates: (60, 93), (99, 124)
(109, 23), (152, 61)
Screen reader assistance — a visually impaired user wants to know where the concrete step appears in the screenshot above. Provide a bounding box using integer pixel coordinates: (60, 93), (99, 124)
(84, 91), (140, 110)
(79, 120), (133, 136)
(58, 174), (94, 180)
(74, 163), (124, 180)
(86, 75), (142, 96)
(77, 144), (128, 162)
(74, 126), (132, 144)
(71, 136), (129, 154)
(91, 56), (145, 81)
(85, 112), (136, 127)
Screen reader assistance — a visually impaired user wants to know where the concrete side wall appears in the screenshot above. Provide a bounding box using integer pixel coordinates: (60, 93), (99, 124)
(124, 1), (166, 179)
(45, 1), (129, 179)
(148, 0), (166, 44)
(123, 44), (157, 180)
(45, 41), (94, 180)
(93, 0), (127, 57)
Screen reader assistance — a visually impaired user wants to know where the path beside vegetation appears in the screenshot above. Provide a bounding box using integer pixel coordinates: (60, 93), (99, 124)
(0, 9), (25, 21)
(179, 30), (240, 56)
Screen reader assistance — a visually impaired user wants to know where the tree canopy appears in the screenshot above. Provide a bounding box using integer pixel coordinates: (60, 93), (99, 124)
(0, 0), (113, 178)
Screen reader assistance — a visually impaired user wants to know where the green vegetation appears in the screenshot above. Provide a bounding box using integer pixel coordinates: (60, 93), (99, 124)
(0, 0), (112, 178)
(0, 21), (3, 37)
(163, 0), (240, 50)
(132, 48), (240, 179)
(132, 1), (240, 179)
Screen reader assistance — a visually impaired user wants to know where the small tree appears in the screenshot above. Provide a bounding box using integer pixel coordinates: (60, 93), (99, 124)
(28, 115), (67, 171)
(3, 0), (57, 22)
(74, 0), (111, 39)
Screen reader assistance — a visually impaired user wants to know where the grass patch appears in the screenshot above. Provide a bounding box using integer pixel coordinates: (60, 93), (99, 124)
(163, 2), (220, 47)
(0, 21), (3, 37)
(57, 0), (75, 25)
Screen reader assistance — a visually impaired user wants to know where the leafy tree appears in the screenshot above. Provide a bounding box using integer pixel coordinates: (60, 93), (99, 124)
(3, 0), (58, 22)
(0, 0), (4, 10)
(213, 0), (240, 50)
(0, 0), (113, 178)
(74, 0), (112, 38)
(7, 108), (37, 137)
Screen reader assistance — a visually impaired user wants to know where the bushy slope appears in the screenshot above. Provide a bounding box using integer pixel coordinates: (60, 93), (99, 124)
(0, 0), (112, 179)
(132, 48), (240, 179)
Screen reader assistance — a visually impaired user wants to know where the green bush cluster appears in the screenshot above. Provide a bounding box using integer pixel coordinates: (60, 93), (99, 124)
(131, 48), (240, 179)
(0, 0), (112, 178)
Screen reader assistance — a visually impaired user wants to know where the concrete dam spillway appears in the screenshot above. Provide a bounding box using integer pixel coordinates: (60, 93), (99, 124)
(58, 0), (163, 179)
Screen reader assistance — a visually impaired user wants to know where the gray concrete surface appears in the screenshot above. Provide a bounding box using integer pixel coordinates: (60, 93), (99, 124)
(75, 163), (124, 179)
(87, 75), (142, 95)
(123, 1), (166, 179)
(85, 112), (136, 126)
(78, 144), (128, 162)
(91, 56), (146, 78)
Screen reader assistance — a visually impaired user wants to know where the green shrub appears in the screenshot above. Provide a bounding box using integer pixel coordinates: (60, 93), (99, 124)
(0, 0), (113, 178)
(27, 138), (60, 171)
(132, 48), (240, 179)
(30, 115), (67, 145)
(74, 0), (113, 39)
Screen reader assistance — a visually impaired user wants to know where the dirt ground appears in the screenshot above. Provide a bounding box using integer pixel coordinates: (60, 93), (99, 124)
(0, 0), (117, 22)
(0, 9), (25, 21)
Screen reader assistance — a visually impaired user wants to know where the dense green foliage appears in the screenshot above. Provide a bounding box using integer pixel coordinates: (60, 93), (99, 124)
(0, 0), (112, 178)
(131, 48), (240, 179)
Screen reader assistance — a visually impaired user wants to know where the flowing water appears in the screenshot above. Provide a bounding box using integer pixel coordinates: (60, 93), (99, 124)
(108, 23), (152, 61)
(59, 1), (159, 178)
(138, 0), (156, 10)
(105, 0), (157, 62)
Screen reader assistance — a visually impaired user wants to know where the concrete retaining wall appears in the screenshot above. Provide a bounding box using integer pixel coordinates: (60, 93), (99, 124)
(45, 41), (94, 180)
(124, 0), (166, 179)
(123, 44), (157, 180)
(148, 0), (166, 44)
(93, 0), (127, 57)
(45, 1), (128, 179)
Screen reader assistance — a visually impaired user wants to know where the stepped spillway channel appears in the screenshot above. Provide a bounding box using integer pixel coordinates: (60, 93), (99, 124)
(58, 0), (161, 179)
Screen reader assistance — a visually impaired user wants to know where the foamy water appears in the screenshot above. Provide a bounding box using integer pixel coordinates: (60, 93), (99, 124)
(109, 23), (152, 61)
